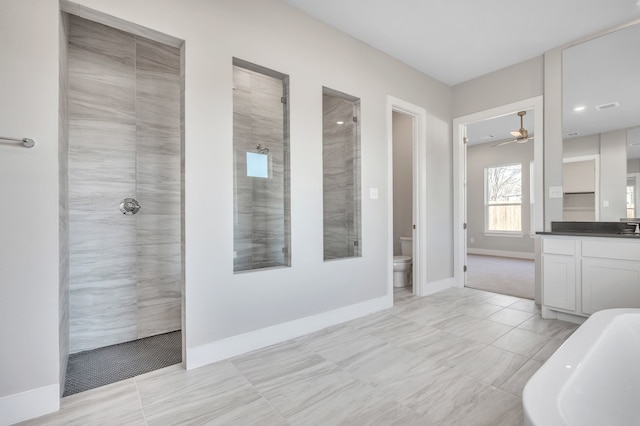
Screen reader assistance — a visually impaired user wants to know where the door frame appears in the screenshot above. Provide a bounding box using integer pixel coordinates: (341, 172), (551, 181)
(453, 96), (544, 291)
(387, 96), (428, 296)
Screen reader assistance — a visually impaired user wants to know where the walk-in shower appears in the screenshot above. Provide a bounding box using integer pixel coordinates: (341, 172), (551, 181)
(232, 58), (291, 272)
(60, 12), (184, 394)
(322, 87), (361, 260)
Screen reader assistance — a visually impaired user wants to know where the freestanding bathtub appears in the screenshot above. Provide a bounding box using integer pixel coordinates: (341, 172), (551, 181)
(523, 308), (640, 425)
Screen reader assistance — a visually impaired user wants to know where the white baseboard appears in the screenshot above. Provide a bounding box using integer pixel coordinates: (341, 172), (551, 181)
(467, 248), (534, 260)
(0, 384), (59, 426)
(186, 295), (392, 370)
(419, 277), (455, 296)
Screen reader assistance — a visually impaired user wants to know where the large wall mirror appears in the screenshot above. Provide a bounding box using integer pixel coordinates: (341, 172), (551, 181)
(562, 22), (640, 221)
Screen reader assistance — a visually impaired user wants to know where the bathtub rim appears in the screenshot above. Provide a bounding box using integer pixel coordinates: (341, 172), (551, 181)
(522, 308), (640, 426)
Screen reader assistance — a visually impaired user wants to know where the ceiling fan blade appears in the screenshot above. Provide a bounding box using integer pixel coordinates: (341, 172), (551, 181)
(515, 136), (534, 144)
(510, 130), (522, 137)
(492, 139), (516, 147)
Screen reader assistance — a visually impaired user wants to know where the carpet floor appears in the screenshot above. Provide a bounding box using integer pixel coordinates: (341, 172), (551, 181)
(63, 330), (182, 396)
(466, 254), (534, 300)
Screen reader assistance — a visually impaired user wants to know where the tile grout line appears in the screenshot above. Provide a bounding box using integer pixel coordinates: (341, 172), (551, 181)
(227, 359), (291, 424)
(134, 378), (149, 425)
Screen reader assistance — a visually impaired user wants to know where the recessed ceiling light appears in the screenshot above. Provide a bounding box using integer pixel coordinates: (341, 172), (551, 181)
(480, 134), (495, 140)
(573, 106), (586, 112)
(336, 121), (344, 125)
(564, 132), (580, 138)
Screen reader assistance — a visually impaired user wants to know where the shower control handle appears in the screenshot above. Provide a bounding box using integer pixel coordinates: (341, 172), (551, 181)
(119, 198), (141, 215)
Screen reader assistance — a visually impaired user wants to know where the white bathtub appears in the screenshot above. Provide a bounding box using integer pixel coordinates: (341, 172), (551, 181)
(523, 308), (640, 425)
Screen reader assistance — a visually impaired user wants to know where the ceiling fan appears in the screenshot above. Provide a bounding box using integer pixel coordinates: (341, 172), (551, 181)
(492, 111), (534, 147)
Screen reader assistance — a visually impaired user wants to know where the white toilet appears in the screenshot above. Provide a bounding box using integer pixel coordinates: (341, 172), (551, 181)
(393, 237), (412, 288)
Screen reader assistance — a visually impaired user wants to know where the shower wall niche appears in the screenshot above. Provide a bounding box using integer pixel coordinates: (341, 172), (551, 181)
(66, 15), (182, 353)
(233, 59), (291, 272)
(323, 87), (362, 260)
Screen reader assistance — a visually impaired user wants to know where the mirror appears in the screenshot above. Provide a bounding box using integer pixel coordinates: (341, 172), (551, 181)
(562, 22), (640, 221)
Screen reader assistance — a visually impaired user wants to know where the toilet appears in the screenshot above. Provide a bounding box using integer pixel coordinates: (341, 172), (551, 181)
(393, 237), (413, 288)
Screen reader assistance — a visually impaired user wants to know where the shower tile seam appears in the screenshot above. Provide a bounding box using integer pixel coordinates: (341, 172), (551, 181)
(134, 377), (150, 425)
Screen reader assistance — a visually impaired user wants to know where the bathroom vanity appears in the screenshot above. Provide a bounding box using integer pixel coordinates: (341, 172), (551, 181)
(539, 222), (640, 323)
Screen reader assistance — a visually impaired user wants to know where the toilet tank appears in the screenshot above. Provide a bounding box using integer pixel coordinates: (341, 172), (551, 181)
(400, 237), (413, 257)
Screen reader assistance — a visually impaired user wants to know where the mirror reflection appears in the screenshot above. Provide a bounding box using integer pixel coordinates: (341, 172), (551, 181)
(562, 22), (640, 221)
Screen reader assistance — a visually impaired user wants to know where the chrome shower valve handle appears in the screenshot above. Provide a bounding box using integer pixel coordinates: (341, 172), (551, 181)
(119, 198), (141, 215)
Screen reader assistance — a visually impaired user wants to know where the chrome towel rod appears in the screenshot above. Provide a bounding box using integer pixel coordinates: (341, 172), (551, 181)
(0, 136), (35, 148)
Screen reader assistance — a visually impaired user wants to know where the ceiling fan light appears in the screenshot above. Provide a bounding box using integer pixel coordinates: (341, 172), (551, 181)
(510, 131), (522, 137)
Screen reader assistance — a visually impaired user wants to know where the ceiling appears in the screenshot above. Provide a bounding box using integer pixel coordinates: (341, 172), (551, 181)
(466, 111), (534, 147)
(282, 0), (640, 86)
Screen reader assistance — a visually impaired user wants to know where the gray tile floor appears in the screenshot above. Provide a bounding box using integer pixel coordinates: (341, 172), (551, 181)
(21, 287), (578, 425)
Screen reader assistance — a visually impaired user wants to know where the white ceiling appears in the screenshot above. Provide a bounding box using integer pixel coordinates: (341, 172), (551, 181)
(283, 0), (640, 86)
(466, 110), (534, 147)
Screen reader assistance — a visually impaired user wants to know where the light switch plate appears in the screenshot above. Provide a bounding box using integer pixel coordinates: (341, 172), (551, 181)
(369, 188), (379, 200)
(549, 186), (563, 198)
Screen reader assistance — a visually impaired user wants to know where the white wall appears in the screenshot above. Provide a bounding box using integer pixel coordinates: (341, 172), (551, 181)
(563, 134), (600, 157)
(600, 129), (628, 220)
(452, 56), (543, 118)
(0, 0), (62, 421)
(392, 112), (413, 255)
(0, 0), (453, 421)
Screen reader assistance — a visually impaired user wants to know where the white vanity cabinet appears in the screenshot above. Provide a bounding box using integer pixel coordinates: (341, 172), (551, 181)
(541, 235), (640, 322)
(541, 239), (576, 311)
(581, 240), (640, 314)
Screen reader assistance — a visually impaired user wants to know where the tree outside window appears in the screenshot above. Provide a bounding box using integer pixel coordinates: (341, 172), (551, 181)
(486, 164), (522, 232)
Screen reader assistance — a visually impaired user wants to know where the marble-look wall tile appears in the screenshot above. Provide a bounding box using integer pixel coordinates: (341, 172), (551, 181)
(135, 36), (182, 339)
(323, 92), (361, 260)
(233, 65), (290, 272)
(137, 242), (181, 338)
(68, 15), (137, 353)
(68, 16), (182, 353)
(59, 11), (70, 395)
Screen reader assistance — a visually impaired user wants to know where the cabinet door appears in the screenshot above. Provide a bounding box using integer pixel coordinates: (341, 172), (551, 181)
(543, 254), (576, 311)
(582, 258), (640, 315)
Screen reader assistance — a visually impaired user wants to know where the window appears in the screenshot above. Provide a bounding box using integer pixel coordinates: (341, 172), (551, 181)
(246, 152), (269, 178)
(485, 164), (522, 232)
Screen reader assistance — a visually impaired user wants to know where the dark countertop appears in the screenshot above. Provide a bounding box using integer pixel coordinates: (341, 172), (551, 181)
(537, 221), (640, 239)
(537, 231), (640, 239)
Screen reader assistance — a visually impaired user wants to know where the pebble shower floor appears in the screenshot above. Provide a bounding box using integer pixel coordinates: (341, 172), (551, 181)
(63, 330), (182, 396)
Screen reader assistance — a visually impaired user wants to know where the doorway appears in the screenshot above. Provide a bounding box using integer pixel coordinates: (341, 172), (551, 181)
(61, 12), (185, 395)
(453, 96), (544, 302)
(392, 111), (414, 298)
(387, 96), (427, 299)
